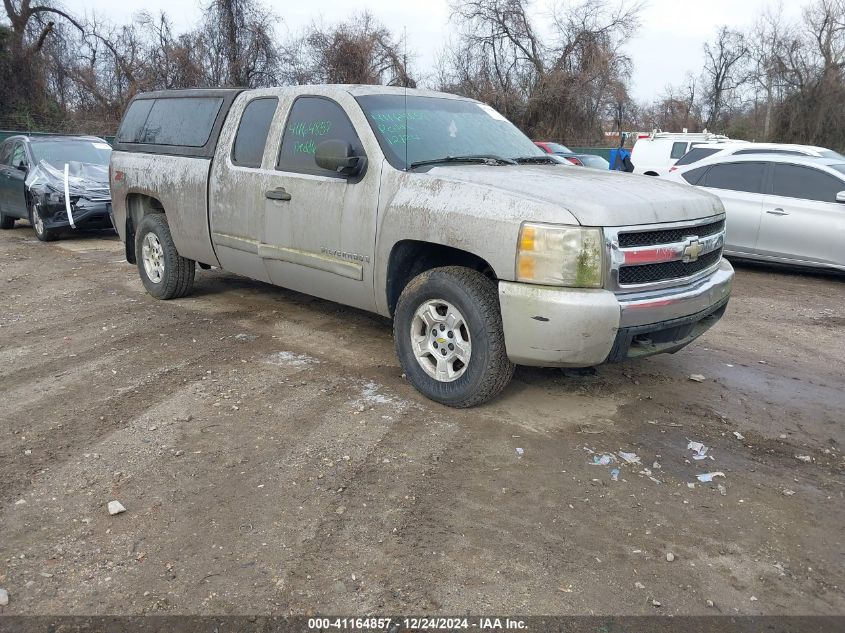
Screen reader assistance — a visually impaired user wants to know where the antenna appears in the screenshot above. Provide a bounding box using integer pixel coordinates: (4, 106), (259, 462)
(404, 25), (409, 171)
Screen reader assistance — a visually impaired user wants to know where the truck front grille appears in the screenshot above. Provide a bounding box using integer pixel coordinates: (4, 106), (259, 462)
(618, 219), (725, 248)
(618, 250), (721, 285)
(606, 216), (726, 291)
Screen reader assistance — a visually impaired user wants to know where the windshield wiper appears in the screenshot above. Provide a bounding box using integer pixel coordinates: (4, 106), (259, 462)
(408, 155), (516, 169)
(512, 156), (557, 164)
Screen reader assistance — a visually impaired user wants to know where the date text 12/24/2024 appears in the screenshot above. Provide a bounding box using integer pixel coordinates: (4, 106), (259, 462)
(307, 618), (528, 630)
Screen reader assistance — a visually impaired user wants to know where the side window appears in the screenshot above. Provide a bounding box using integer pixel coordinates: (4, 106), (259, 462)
(702, 162), (765, 194)
(139, 97), (223, 147)
(232, 97), (278, 168)
(771, 164), (843, 203)
(11, 143), (27, 168)
(277, 96), (364, 176)
(670, 142), (688, 159)
(682, 165), (710, 185)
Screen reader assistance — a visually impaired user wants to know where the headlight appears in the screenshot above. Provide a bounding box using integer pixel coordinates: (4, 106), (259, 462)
(516, 223), (604, 287)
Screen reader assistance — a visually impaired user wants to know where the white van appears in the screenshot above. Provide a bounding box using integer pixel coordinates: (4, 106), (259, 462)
(631, 131), (743, 176)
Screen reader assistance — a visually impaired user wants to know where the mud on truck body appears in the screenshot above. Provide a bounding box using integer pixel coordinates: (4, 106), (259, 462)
(109, 86), (733, 407)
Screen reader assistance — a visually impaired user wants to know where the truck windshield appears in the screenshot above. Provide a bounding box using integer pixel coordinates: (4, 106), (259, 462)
(31, 140), (111, 168)
(355, 95), (545, 170)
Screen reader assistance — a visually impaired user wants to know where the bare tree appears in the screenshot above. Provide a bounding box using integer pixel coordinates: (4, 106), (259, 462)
(701, 26), (748, 130)
(283, 11), (414, 87)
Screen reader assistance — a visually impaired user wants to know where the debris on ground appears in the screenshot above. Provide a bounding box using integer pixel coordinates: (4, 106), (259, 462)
(666, 552), (675, 562)
(0, 588), (8, 606)
(687, 440), (710, 460)
(782, 489), (796, 496)
(717, 484), (727, 496)
(634, 581), (646, 590)
(515, 447), (524, 457)
(795, 455), (812, 463)
(733, 431), (745, 440)
(610, 468), (620, 481)
(618, 451), (641, 464)
(234, 333), (257, 342)
(107, 500), (126, 516)
(591, 453), (616, 466)
(688, 374), (706, 382)
(696, 472), (726, 483)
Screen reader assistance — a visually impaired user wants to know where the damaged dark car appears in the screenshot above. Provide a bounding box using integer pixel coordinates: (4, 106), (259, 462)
(0, 135), (113, 241)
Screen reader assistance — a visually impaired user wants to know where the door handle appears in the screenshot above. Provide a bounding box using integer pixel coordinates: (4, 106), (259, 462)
(766, 208), (789, 216)
(265, 187), (291, 201)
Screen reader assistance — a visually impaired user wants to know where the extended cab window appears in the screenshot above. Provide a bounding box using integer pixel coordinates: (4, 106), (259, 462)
(702, 162), (765, 194)
(118, 97), (223, 147)
(277, 97), (363, 177)
(670, 142), (688, 159)
(770, 164), (843, 203)
(232, 97), (278, 168)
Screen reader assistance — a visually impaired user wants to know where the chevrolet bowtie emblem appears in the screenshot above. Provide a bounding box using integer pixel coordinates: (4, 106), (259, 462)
(682, 238), (704, 263)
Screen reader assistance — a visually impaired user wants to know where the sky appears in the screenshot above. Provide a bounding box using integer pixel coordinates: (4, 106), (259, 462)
(80, 0), (807, 102)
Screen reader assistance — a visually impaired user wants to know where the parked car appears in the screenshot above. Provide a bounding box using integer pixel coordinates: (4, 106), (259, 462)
(110, 86), (733, 407)
(631, 131), (743, 176)
(664, 154), (845, 272)
(0, 135), (113, 241)
(534, 141), (611, 170)
(670, 142), (845, 172)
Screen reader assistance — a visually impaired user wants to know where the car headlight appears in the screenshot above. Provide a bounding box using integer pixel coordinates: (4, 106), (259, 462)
(516, 223), (604, 287)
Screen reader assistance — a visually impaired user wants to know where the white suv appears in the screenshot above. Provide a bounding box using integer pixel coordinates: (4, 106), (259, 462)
(631, 131), (743, 176)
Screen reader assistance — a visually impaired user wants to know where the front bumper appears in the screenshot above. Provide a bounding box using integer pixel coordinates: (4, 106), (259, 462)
(499, 259), (734, 367)
(38, 199), (113, 231)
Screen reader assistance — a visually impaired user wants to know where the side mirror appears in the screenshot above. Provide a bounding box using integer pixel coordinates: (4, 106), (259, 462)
(836, 191), (845, 203)
(15, 162), (27, 172)
(315, 140), (366, 177)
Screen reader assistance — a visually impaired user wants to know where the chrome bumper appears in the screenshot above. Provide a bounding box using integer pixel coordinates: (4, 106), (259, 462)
(618, 259), (734, 327)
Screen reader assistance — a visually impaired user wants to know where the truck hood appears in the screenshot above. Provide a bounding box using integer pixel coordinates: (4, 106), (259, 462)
(425, 164), (723, 226)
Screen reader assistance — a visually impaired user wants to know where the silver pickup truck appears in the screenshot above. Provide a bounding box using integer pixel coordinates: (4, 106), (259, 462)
(109, 85), (733, 407)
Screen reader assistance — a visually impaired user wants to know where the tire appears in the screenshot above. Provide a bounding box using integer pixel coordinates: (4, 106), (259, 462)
(0, 210), (14, 229)
(134, 213), (195, 300)
(29, 204), (58, 242)
(394, 266), (515, 408)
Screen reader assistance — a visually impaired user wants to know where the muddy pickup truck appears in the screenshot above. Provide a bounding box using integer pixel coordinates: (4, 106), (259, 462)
(109, 85), (733, 407)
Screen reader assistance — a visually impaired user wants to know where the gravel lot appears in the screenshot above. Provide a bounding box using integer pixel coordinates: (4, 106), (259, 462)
(0, 225), (843, 615)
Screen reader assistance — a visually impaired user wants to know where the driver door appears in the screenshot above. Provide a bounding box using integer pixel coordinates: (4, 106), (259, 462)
(260, 95), (381, 312)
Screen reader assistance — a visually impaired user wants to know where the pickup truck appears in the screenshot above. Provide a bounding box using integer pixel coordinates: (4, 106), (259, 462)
(109, 86), (734, 407)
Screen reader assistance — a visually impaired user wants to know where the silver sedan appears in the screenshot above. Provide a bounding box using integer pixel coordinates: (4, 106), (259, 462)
(663, 153), (845, 272)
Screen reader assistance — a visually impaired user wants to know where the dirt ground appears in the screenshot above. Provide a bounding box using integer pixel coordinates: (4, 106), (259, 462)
(1, 225), (843, 616)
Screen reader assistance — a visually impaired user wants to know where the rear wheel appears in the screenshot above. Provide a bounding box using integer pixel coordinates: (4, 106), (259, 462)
(135, 213), (195, 300)
(29, 204), (58, 241)
(0, 210), (14, 229)
(394, 266), (514, 408)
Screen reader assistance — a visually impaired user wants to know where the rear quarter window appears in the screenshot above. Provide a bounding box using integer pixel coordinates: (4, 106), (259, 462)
(232, 97), (278, 168)
(681, 165), (710, 185)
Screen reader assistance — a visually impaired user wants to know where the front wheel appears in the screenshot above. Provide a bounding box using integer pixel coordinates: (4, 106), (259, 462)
(29, 204), (58, 241)
(394, 266), (515, 408)
(135, 213), (195, 300)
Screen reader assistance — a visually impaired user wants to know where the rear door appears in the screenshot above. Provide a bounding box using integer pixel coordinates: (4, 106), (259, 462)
(209, 95), (281, 282)
(259, 94), (381, 312)
(757, 163), (845, 267)
(697, 161), (766, 255)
